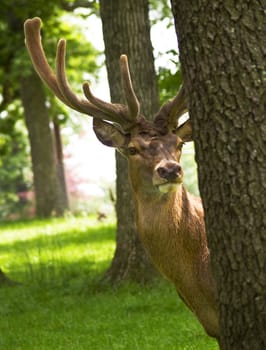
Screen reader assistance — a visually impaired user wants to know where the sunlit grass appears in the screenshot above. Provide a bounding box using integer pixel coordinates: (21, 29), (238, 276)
(0, 216), (219, 350)
(0, 216), (115, 286)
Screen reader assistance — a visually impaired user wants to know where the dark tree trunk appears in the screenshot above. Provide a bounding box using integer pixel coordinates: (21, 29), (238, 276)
(20, 71), (66, 217)
(171, 0), (266, 348)
(99, 0), (160, 283)
(53, 120), (69, 212)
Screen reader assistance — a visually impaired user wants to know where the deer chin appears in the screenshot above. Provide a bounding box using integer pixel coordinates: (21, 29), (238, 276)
(157, 182), (182, 194)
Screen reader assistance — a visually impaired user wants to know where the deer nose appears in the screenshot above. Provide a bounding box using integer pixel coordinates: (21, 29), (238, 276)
(157, 163), (182, 181)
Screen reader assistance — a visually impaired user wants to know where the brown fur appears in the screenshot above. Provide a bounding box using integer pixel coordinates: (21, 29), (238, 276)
(126, 128), (219, 338)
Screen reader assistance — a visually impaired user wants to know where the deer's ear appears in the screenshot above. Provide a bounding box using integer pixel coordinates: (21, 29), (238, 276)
(176, 120), (193, 142)
(93, 119), (127, 148)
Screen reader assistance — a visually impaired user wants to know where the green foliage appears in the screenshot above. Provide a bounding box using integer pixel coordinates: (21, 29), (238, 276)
(149, 0), (172, 26)
(0, 108), (31, 219)
(150, 0), (183, 105)
(0, 1), (63, 83)
(0, 217), (218, 350)
(0, 2), (99, 102)
(157, 50), (182, 104)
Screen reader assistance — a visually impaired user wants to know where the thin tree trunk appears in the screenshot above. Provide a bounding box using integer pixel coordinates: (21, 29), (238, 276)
(99, 0), (160, 283)
(53, 120), (69, 212)
(20, 71), (65, 217)
(171, 1), (266, 348)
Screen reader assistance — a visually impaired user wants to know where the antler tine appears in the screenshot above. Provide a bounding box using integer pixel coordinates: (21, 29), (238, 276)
(82, 82), (128, 125)
(154, 85), (188, 131)
(120, 55), (140, 121)
(24, 17), (73, 109)
(55, 39), (123, 121)
(168, 85), (188, 129)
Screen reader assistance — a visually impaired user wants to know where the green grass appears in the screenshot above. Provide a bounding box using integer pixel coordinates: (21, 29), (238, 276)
(0, 216), (219, 350)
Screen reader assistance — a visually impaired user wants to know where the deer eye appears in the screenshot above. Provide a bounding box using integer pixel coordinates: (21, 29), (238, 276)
(128, 147), (138, 156)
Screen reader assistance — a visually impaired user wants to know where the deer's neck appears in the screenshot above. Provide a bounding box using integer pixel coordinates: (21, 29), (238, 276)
(133, 184), (203, 235)
(132, 185), (207, 281)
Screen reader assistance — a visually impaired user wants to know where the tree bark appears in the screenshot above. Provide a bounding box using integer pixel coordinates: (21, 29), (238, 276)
(171, 0), (266, 348)
(53, 120), (69, 212)
(99, 0), (159, 283)
(20, 71), (67, 217)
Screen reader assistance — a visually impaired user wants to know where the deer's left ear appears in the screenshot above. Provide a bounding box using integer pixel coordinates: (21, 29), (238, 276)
(176, 120), (193, 142)
(93, 119), (127, 148)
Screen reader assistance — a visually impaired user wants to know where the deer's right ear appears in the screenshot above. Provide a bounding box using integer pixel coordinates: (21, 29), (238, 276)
(93, 119), (127, 148)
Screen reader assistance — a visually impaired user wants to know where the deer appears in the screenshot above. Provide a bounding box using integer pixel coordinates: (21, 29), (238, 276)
(24, 17), (219, 340)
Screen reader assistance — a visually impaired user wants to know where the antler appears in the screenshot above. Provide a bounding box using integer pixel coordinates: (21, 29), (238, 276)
(154, 85), (188, 131)
(24, 17), (140, 130)
(120, 55), (140, 121)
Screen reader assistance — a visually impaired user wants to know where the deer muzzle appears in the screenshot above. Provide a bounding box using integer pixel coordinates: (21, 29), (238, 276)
(153, 160), (183, 193)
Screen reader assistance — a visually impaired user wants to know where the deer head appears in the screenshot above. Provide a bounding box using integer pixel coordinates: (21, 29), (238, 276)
(24, 17), (192, 197)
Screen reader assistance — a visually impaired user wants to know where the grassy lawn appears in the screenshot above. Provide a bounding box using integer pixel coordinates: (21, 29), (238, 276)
(0, 217), (219, 350)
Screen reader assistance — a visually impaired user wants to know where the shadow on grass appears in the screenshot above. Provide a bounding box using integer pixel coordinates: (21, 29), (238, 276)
(0, 218), (116, 289)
